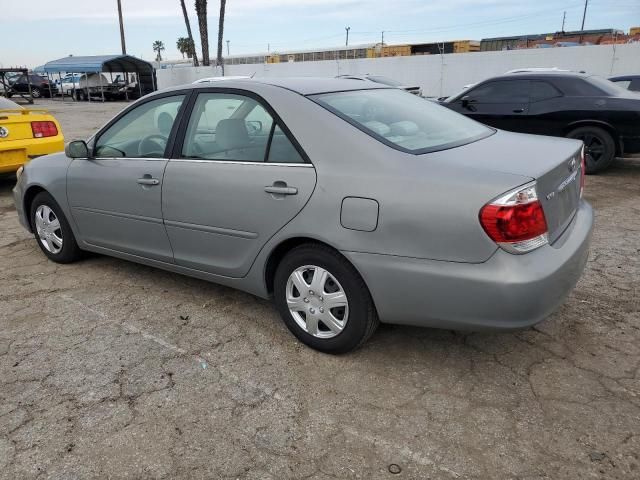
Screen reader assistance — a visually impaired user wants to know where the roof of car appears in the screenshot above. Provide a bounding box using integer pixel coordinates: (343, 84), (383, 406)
(609, 75), (639, 80)
(176, 77), (390, 95)
(498, 71), (591, 80)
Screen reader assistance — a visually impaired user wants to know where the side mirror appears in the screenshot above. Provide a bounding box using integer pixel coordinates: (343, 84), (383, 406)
(246, 120), (263, 134)
(65, 140), (90, 159)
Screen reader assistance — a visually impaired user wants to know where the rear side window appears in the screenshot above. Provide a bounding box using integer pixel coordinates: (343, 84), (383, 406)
(312, 88), (493, 154)
(267, 125), (304, 163)
(466, 80), (529, 103)
(530, 81), (561, 101)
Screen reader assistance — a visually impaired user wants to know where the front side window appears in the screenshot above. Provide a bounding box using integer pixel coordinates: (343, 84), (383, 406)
(466, 80), (530, 103)
(312, 88), (492, 154)
(95, 94), (185, 158)
(181, 93), (275, 162)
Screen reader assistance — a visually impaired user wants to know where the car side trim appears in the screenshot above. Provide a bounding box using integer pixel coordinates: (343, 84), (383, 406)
(163, 219), (258, 239)
(71, 206), (163, 224)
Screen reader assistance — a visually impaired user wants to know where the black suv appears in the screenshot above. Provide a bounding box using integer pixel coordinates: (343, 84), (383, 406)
(444, 72), (640, 173)
(8, 74), (58, 99)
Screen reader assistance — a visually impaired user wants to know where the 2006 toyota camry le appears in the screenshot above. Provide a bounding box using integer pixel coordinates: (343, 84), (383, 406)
(13, 78), (593, 353)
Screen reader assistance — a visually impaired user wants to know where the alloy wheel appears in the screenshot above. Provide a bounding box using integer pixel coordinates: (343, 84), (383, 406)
(578, 132), (605, 164)
(286, 265), (349, 339)
(35, 205), (63, 254)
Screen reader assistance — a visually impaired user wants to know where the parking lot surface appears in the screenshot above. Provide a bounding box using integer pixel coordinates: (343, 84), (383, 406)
(1, 99), (639, 479)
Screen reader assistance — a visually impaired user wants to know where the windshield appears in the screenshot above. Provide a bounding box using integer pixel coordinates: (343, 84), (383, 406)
(367, 76), (404, 87)
(311, 88), (493, 154)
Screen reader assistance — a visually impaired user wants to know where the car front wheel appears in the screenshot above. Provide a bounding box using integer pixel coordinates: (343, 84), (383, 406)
(30, 192), (82, 263)
(31, 87), (41, 98)
(567, 126), (616, 174)
(274, 244), (378, 354)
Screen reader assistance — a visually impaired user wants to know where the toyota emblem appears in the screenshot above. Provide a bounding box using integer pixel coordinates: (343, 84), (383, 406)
(568, 157), (577, 171)
(0, 126), (8, 138)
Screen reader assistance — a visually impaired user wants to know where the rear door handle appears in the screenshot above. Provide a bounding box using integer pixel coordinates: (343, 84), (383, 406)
(137, 177), (160, 186)
(264, 186), (298, 195)
(512, 108), (525, 113)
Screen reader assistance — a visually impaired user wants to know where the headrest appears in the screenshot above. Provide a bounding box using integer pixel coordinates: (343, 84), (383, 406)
(363, 121), (391, 136)
(216, 119), (249, 150)
(157, 112), (174, 136)
(390, 121), (419, 136)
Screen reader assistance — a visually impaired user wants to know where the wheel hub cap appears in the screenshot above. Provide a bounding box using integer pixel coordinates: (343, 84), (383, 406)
(286, 265), (349, 339)
(34, 205), (63, 254)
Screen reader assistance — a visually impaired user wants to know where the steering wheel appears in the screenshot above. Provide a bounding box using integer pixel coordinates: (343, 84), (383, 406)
(138, 134), (168, 157)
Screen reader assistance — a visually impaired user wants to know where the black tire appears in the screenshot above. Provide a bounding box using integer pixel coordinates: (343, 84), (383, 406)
(567, 126), (616, 174)
(31, 87), (41, 99)
(30, 192), (82, 264)
(273, 243), (379, 354)
(6, 93), (12, 98)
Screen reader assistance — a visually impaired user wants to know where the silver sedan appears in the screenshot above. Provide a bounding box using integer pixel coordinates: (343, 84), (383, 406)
(13, 78), (593, 353)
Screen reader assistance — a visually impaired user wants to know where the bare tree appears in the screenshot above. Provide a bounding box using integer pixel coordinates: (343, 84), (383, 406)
(180, 0), (199, 66)
(216, 0), (227, 75)
(195, 0), (210, 66)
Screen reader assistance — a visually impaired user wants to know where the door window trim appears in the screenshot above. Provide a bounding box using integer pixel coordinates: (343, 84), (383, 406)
(171, 88), (311, 166)
(90, 89), (193, 160)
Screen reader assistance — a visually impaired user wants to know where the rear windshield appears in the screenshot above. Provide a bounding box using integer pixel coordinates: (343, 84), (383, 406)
(311, 88), (493, 154)
(367, 76), (404, 87)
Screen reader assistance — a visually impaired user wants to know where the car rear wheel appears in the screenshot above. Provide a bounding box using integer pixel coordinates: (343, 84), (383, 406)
(31, 88), (41, 98)
(567, 126), (615, 174)
(30, 192), (82, 263)
(274, 244), (379, 354)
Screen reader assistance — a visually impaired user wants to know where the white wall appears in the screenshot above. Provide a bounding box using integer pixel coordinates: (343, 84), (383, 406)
(156, 43), (640, 97)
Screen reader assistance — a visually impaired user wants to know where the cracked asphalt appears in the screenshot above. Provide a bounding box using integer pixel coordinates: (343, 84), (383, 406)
(1, 99), (639, 479)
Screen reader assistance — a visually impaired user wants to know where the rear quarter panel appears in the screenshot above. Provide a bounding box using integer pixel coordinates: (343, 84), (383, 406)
(242, 84), (532, 264)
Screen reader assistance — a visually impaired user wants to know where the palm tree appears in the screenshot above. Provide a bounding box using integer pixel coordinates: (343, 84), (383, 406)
(177, 37), (188, 58)
(117, 0), (126, 54)
(152, 40), (165, 62)
(195, 0), (210, 66)
(216, 0), (227, 75)
(180, 0), (199, 66)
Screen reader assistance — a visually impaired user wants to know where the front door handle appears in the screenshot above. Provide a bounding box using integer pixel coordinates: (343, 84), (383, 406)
(512, 108), (525, 113)
(137, 177), (160, 186)
(264, 185), (298, 196)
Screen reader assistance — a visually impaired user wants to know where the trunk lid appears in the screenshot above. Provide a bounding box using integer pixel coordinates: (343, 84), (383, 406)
(0, 111), (34, 142)
(430, 129), (583, 244)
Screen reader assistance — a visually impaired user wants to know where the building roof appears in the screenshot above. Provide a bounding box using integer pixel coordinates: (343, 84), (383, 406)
(42, 55), (154, 73)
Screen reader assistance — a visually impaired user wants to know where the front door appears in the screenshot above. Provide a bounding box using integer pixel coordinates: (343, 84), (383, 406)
(67, 93), (187, 262)
(449, 79), (530, 131)
(162, 91), (317, 277)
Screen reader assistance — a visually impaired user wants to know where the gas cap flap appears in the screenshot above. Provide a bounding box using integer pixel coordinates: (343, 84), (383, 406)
(340, 197), (379, 232)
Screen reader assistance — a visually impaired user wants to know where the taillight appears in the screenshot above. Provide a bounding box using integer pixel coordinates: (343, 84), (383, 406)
(31, 121), (58, 138)
(579, 146), (585, 197)
(479, 182), (548, 254)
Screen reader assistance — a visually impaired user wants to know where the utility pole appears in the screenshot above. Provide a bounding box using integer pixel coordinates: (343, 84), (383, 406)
(345, 26), (350, 46)
(380, 31), (385, 57)
(226, 40), (230, 56)
(117, 0), (126, 54)
(561, 11), (566, 32)
(581, 0), (588, 30)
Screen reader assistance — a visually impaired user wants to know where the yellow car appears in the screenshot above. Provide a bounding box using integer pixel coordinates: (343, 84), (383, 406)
(0, 97), (64, 174)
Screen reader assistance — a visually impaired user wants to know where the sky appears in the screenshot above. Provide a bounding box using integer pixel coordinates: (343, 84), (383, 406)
(1, 0), (639, 68)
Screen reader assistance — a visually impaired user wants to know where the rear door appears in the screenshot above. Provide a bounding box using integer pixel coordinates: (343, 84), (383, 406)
(67, 93), (187, 262)
(449, 79), (530, 131)
(162, 90), (316, 277)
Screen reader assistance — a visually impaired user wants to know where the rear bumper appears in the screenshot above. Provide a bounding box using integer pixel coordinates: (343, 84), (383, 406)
(343, 201), (593, 330)
(0, 137), (64, 173)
